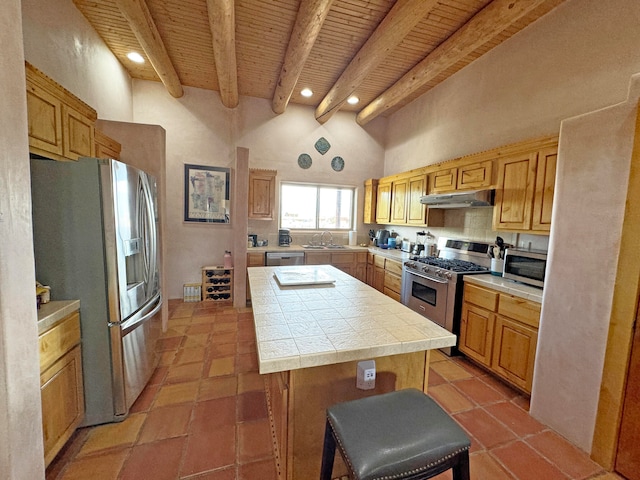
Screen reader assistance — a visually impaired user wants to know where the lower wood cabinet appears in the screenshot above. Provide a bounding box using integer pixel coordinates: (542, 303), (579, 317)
(39, 311), (84, 467)
(305, 250), (367, 283)
(366, 254), (402, 302)
(460, 282), (540, 394)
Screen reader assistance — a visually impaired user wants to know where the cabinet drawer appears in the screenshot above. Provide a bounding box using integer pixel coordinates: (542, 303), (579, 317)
(383, 272), (402, 293)
(384, 259), (403, 276)
(247, 252), (265, 266)
(39, 312), (81, 373)
(498, 294), (541, 328)
(383, 287), (401, 302)
(463, 284), (498, 311)
(331, 252), (355, 264)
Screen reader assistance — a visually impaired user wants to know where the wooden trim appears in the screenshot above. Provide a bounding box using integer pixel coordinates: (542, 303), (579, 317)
(206, 0), (238, 108)
(272, 0), (334, 114)
(315, 0), (438, 124)
(357, 0), (551, 125)
(592, 103), (640, 468)
(114, 0), (183, 98)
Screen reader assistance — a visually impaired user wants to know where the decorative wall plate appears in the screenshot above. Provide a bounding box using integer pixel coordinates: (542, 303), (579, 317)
(314, 137), (331, 155)
(298, 153), (312, 169)
(331, 156), (345, 172)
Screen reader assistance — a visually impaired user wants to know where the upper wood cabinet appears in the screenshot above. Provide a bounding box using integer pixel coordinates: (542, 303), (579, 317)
(531, 147), (557, 232)
(457, 159), (493, 190)
(407, 174), (427, 224)
(26, 62), (97, 161)
(94, 129), (122, 159)
(248, 169), (277, 220)
(363, 179), (378, 224)
(390, 177), (409, 224)
(492, 145), (558, 233)
(430, 167), (457, 193)
(375, 180), (392, 224)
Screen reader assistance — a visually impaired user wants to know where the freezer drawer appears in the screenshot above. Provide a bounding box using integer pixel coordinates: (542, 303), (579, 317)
(266, 252), (305, 266)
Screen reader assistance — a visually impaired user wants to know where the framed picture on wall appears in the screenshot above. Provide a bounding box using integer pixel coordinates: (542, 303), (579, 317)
(184, 164), (230, 223)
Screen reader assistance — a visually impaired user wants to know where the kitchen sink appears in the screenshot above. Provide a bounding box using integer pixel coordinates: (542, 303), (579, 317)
(301, 244), (347, 249)
(301, 245), (325, 249)
(325, 244), (346, 249)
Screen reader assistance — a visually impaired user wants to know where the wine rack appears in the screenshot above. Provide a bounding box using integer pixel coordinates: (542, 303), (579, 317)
(201, 266), (233, 302)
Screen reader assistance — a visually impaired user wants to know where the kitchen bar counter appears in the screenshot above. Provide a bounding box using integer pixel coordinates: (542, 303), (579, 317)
(248, 265), (455, 374)
(247, 264), (455, 480)
(464, 274), (543, 303)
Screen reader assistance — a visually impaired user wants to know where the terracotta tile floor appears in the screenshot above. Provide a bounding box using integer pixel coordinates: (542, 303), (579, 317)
(46, 300), (624, 480)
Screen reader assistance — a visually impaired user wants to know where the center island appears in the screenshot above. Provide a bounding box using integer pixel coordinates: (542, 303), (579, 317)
(247, 264), (456, 480)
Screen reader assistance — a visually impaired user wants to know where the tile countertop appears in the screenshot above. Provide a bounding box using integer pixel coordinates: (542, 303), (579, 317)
(247, 264), (455, 374)
(37, 299), (80, 335)
(464, 274), (543, 303)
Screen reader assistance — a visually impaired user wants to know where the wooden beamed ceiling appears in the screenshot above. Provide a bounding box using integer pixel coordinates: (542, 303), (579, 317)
(73, 0), (565, 125)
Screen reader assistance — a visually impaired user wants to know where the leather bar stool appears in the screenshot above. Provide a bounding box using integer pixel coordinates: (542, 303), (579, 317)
(320, 389), (471, 480)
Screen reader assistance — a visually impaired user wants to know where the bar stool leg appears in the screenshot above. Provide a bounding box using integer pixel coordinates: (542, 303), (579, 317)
(452, 449), (471, 480)
(320, 420), (337, 480)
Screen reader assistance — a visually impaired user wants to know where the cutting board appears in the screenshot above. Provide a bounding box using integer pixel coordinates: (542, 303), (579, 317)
(273, 266), (336, 286)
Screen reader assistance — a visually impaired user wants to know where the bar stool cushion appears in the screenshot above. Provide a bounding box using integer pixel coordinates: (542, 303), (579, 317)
(327, 388), (470, 480)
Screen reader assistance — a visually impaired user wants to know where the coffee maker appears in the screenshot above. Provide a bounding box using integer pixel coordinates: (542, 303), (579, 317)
(278, 228), (292, 246)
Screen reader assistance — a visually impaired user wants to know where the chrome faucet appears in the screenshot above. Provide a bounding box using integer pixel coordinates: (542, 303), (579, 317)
(310, 232), (321, 246)
(320, 230), (333, 246)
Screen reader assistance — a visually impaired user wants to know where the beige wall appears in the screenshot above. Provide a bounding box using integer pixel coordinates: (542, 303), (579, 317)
(385, 0), (640, 174)
(132, 82), (387, 298)
(21, 0), (133, 121)
(1, 0), (45, 478)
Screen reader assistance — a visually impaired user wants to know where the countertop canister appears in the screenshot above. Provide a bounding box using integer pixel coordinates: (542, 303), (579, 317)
(349, 231), (357, 246)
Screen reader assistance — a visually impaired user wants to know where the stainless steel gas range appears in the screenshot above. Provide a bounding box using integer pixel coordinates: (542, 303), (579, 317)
(401, 237), (492, 355)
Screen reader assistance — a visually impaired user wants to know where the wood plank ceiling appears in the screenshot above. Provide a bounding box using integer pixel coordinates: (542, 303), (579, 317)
(73, 0), (565, 125)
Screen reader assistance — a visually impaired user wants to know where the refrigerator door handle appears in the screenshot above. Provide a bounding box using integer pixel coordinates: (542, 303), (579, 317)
(112, 293), (162, 335)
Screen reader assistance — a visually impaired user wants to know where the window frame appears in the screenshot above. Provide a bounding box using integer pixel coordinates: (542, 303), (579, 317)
(279, 181), (356, 231)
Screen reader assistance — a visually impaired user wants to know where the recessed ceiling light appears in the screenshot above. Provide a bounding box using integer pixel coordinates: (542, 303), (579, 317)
(347, 96), (359, 105)
(300, 88), (313, 97)
(127, 52), (145, 63)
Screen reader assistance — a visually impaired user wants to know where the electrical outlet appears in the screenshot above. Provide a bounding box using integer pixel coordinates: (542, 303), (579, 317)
(356, 360), (376, 390)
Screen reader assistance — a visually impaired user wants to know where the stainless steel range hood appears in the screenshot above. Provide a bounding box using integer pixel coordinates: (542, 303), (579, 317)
(419, 189), (494, 208)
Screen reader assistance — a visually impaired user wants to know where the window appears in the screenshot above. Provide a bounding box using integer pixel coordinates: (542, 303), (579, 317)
(280, 182), (355, 230)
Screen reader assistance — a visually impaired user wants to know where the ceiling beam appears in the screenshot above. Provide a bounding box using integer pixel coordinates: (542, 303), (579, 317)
(207, 0), (238, 108)
(272, 0), (334, 115)
(356, 0), (553, 125)
(314, 0), (438, 124)
(114, 0), (183, 98)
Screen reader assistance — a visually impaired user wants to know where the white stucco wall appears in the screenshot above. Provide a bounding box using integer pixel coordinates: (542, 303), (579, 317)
(385, 0), (640, 175)
(1, 1), (45, 478)
(21, 0), (133, 121)
(132, 81), (386, 298)
(531, 75), (640, 451)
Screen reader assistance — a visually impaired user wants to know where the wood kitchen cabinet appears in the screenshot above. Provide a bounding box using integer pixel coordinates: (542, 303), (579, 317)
(407, 174), (445, 227)
(429, 167), (457, 193)
(306, 250), (367, 283)
(363, 179), (378, 224)
(375, 180), (392, 224)
(460, 282), (540, 394)
(390, 177), (409, 224)
(39, 310), (84, 467)
(26, 62), (97, 162)
(248, 169), (277, 220)
(457, 159), (493, 190)
(382, 258), (403, 302)
(492, 145), (558, 233)
(94, 129), (122, 159)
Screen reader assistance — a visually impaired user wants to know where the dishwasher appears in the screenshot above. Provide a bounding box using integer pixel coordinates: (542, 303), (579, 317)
(265, 251), (305, 266)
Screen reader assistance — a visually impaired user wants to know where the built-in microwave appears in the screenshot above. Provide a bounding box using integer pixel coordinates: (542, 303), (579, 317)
(502, 248), (547, 288)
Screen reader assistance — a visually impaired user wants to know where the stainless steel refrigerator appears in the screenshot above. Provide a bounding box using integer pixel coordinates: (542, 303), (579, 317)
(30, 156), (162, 426)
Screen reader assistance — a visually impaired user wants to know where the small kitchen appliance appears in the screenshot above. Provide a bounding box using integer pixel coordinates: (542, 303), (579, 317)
(401, 240), (413, 253)
(374, 229), (390, 247)
(279, 228), (293, 246)
(412, 231), (427, 255)
(402, 237), (491, 355)
(248, 234), (257, 247)
(502, 248), (547, 288)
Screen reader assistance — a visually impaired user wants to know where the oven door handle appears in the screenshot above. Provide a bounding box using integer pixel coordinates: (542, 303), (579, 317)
(405, 269), (450, 284)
